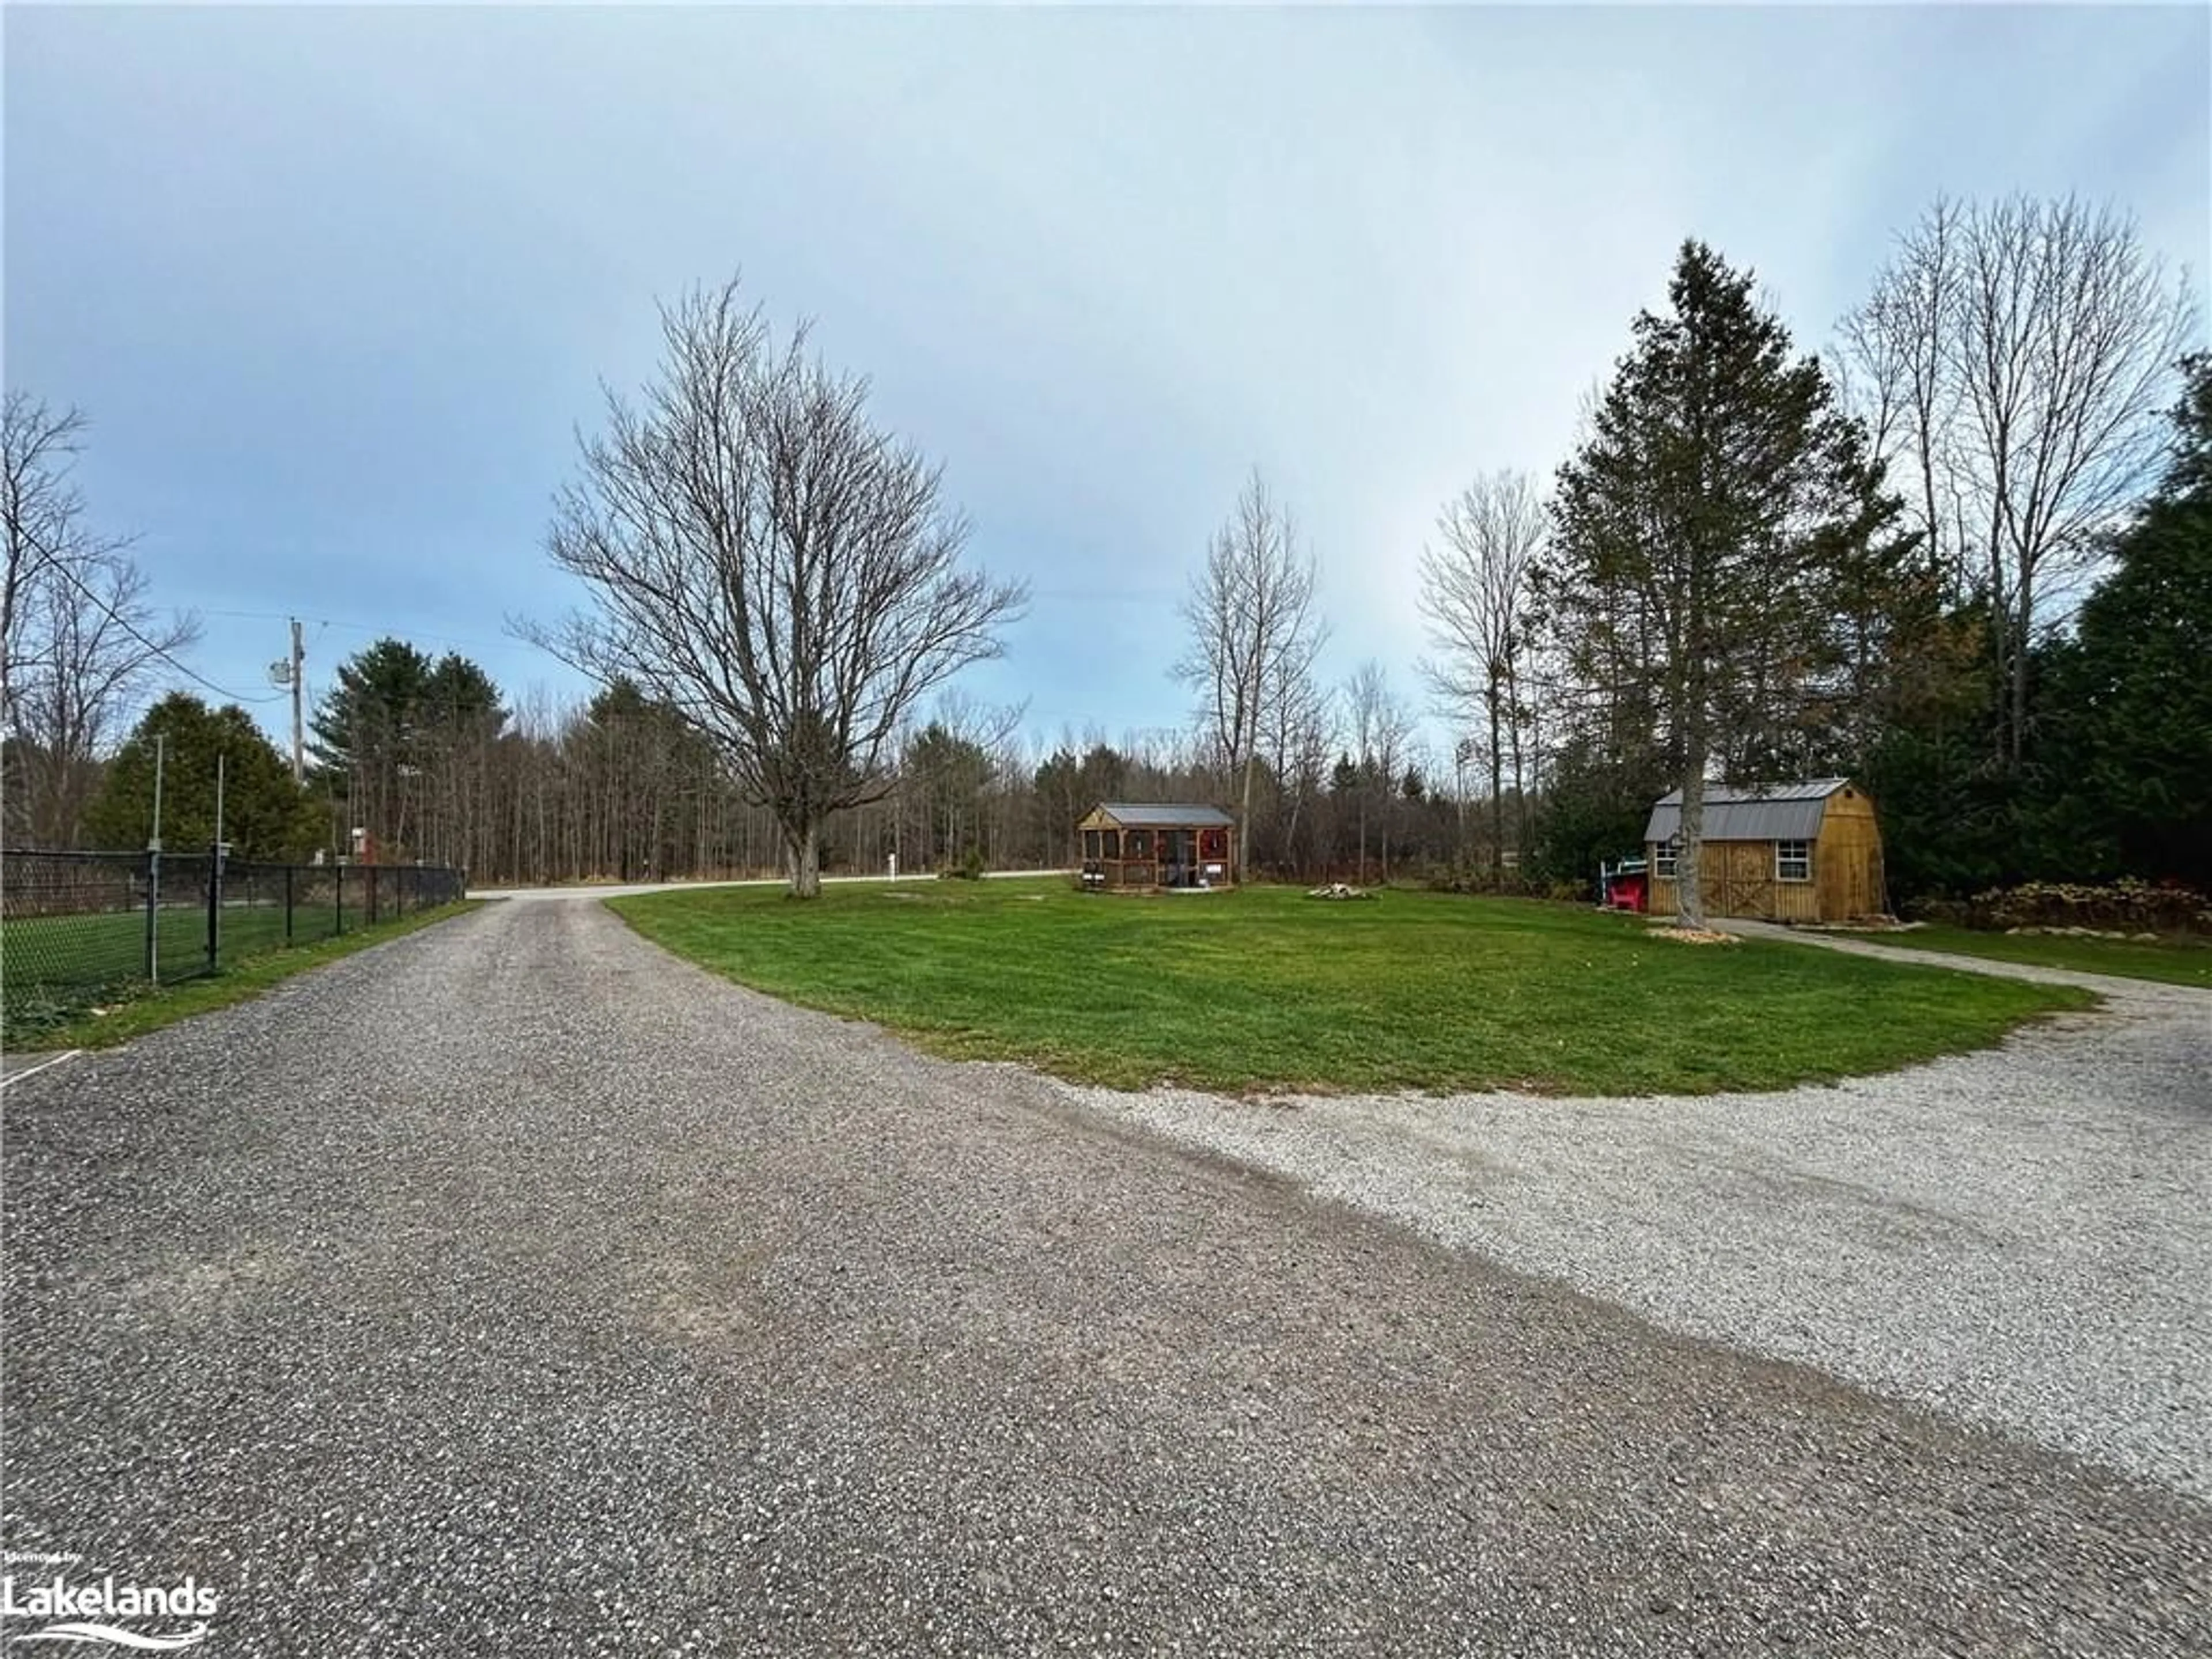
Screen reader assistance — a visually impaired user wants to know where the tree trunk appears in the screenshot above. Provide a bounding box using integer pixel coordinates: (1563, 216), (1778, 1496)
(1488, 669), (1505, 875)
(1518, 685), (1538, 858)
(1237, 751), (1257, 881)
(788, 819), (822, 899)
(1508, 687), (1529, 863)
(1676, 766), (1707, 931)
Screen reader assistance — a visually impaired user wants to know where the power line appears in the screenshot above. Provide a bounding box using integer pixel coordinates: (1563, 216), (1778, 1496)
(27, 543), (287, 706)
(199, 607), (524, 658)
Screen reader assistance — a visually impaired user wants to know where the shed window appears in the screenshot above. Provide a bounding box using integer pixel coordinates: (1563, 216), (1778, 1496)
(1776, 839), (1811, 882)
(1126, 829), (1152, 859)
(1654, 847), (1677, 878)
(1099, 830), (1120, 860)
(1083, 829), (1101, 860)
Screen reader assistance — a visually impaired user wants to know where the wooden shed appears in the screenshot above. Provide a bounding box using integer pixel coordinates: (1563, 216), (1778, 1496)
(1643, 778), (1884, 923)
(1076, 802), (1235, 891)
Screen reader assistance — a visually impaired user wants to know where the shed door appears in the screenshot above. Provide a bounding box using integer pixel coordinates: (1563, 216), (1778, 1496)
(1714, 842), (1774, 919)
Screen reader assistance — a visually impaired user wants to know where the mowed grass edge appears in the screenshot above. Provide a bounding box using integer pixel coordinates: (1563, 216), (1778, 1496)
(1835, 923), (2212, 989)
(610, 880), (2092, 1096)
(6, 902), (485, 1051)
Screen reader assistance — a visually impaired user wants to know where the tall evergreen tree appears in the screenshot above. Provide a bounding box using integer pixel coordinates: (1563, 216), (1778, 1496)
(87, 693), (320, 859)
(2035, 354), (2212, 886)
(1544, 240), (1909, 926)
(310, 639), (503, 858)
(905, 722), (994, 869)
(309, 637), (435, 854)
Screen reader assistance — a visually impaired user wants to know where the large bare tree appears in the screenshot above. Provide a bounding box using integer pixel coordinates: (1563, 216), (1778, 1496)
(1419, 469), (1546, 870)
(2, 392), (199, 846)
(1838, 194), (2197, 768)
(1173, 470), (1327, 877)
(531, 279), (1027, 897)
(1, 392), (86, 722)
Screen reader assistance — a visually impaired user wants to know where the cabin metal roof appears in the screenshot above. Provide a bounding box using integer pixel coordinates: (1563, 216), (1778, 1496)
(1643, 779), (1851, 845)
(1092, 801), (1236, 828)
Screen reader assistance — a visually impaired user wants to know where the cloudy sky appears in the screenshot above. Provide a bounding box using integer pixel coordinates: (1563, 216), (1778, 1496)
(7, 3), (2206, 762)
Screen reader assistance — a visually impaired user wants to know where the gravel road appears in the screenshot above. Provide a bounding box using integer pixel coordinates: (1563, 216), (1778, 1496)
(3, 897), (2207, 1656)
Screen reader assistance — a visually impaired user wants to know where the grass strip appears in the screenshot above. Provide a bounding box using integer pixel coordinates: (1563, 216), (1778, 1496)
(6, 902), (483, 1052)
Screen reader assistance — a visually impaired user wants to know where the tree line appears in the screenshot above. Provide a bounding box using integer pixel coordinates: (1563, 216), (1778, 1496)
(1173, 197), (2202, 918)
(7, 192), (2205, 906)
(53, 647), (1475, 887)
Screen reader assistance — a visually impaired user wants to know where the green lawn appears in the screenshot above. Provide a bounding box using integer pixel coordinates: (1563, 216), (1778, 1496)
(610, 879), (2092, 1096)
(1835, 923), (2212, 990)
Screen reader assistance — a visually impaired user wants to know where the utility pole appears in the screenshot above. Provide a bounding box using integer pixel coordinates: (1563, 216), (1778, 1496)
(289, 618), (305, 783)
(270, 618), (306, 782)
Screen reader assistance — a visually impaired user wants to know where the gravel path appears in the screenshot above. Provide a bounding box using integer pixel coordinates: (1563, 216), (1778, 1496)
(1068, 925), (2212, 1501)
(1715, 914), (2212, 997)
(3, 897), (2207, 1656)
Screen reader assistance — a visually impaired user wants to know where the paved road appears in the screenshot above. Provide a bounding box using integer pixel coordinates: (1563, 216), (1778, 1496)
(3, 898), (2207, 1656)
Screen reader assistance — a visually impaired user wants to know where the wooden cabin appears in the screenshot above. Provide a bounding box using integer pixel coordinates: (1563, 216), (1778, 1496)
(1077, 802), (1235, 891)
(1643, 779), (1884, 923)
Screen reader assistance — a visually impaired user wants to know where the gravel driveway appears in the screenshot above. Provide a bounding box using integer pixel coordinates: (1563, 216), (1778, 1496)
(3, 897), (2207, 1656)
(1069, 927), (2212, 1503)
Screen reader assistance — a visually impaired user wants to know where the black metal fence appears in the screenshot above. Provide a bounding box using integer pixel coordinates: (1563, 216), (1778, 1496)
(2, 849), (467, 1035)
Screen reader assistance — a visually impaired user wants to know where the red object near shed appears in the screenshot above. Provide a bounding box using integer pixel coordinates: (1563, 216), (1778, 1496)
(1600, 858), (1649, 913)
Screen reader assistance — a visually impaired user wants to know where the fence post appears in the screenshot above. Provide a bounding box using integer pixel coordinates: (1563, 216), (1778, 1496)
(207, 846), (221, 974)
(368, 868), (380, 927)
(335, 866), (344, 937)
(284, 865), (294, 945)
(144, 849), (158, 981)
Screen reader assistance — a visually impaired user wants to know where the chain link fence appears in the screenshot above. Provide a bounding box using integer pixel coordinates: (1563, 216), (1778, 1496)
(2, 849), (467, 1039)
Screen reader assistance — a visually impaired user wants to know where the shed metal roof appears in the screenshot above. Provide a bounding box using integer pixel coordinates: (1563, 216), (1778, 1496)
(1092, 801), (1235, 828)
(1643, 779), (1851, 845)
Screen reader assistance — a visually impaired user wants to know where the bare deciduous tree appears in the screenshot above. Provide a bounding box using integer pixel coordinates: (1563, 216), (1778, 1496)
(2, 393), (89, 721)
(1262, 666), (1335, 876)
(1173, 469), (1327, 876)
(1838, 194), (2197, 767)
(1419, 469), (1546, 870)
(2, 392), (199, 845)
(1343, 658), (1412, 884)
(528, 278), (1027, 897)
